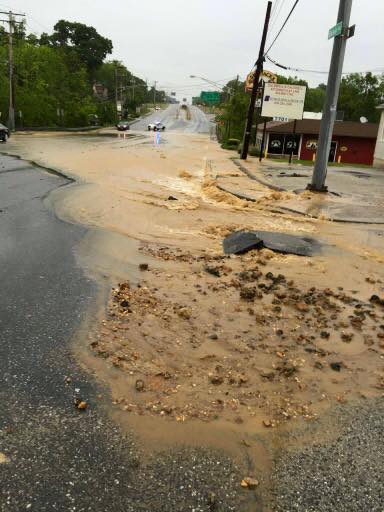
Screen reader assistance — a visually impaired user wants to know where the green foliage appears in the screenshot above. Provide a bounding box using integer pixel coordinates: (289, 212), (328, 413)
(236, 144), (260, 157)
(305, 85), (326, 112)
(275, 74), (307, 87)
(0, 39), (97, 127)
(221, 138), (240, 150)
(338, 73), (384, 123)
(47, 20), (113, 74)
(93, 60), (164, 121)
(0, 21), (166, 128)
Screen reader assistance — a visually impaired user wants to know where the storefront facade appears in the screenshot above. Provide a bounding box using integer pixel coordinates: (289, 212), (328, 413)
(260, 120), (378, 166)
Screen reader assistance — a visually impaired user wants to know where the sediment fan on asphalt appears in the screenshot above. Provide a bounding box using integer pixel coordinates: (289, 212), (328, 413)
(89, 243), (384, 426)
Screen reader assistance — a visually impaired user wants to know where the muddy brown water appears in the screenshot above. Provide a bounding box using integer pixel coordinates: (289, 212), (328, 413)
(3, 132), (384, 507)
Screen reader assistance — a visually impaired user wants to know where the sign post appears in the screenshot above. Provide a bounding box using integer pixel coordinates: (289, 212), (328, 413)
(308, 0), (354, 192)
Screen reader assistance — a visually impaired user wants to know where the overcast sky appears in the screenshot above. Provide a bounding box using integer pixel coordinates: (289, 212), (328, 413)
(2, 0), (383, 100)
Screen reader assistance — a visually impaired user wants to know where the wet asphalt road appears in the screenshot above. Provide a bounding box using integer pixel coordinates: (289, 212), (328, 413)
(0, 154), (242, 512)
(131, 104), (212, 133)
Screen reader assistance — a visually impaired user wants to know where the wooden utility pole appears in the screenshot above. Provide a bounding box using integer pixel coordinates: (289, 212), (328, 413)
(0, 10), (25, 131)
(259, 120), (267, 162)
(153, 81), (157, 106)
(288, 119), (297, 164)
(241, 1), (272, 160)
(114, 63), (119, 120)
(132, 78), (135, 101)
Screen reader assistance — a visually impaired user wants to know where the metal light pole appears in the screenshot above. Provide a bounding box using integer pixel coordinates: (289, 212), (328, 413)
(308, 0), (354, 191)
(190, 75), (225, 91)
(189, 75), (237, 98)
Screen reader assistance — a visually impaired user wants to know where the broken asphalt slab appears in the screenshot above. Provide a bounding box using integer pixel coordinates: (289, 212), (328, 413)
(223, 230), (321, 257)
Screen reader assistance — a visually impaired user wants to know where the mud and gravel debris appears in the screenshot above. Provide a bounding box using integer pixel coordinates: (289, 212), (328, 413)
(89, 244), (384, 428)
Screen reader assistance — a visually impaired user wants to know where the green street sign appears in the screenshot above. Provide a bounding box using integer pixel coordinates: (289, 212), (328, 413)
(200, 91), (221, 105)
(328, 21), (343, 39)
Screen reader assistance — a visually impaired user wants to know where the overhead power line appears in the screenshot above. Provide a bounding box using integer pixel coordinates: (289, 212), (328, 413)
(264, 0), (300, 56)
(267, 55), (384, 76)
(268, 0), (286, 39)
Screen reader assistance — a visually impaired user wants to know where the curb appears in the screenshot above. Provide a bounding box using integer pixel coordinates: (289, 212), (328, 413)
(232, 158), (384, 225)
(216, 184), (256, 202)
(278, 205), (384, 225)
(232, 158), (287, 192)
(0, 150), (76, 183)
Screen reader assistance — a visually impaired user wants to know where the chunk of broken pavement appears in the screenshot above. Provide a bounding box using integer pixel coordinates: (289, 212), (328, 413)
(223, 230), (319, 256)
(223, 231), (263, 255)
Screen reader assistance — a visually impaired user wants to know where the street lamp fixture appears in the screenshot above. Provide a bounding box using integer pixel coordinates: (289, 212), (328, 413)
(189, 74), (225, 91)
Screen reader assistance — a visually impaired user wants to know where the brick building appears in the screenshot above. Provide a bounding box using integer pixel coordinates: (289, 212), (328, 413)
(257, 119), (379, 166)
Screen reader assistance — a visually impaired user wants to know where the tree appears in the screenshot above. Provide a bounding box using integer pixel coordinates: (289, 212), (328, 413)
(93, 61), (152, 121)
(48, 20), (113, 73)
(338, 73), (384, 122)
(0, 20), (166, 128)
(305, 85), (326, 112)
(0, 36), (99, 127)
(275, 74), (308, 87)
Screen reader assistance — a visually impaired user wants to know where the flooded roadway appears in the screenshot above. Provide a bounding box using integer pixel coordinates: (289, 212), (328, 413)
(1, 120), (384, 511)
(131, 104), (213, 133)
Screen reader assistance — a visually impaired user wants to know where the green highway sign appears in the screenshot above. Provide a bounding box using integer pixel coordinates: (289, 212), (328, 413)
(328, 21), (343, 39)
(200, 91), (221, 105)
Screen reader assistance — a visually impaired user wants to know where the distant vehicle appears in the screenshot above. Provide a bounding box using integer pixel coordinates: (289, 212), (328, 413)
(0, 123), (10, 142)
(116, 120), (130, 131)
(88, 113), (99, 126)
(155, 106), (161, 111)
(148, 121), (165, 131)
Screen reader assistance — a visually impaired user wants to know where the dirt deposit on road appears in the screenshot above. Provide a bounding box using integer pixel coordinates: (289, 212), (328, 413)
(4, 129), (384, 448)
(88, 242), (384, 429)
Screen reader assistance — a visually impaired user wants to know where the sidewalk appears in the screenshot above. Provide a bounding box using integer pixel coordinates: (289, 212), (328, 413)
(221, 156), (384, 224)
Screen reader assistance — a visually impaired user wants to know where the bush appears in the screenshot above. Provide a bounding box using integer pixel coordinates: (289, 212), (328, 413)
(221, 138), (240, 151)
(237, 144), (261, 157)
(249, 146), (261, 157)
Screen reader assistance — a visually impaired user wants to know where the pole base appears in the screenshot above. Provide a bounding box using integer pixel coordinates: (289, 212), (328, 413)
(306, 183), (328, 193)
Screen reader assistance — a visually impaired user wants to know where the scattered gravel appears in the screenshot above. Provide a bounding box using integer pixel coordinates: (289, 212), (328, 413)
(271, 398), (384, 511)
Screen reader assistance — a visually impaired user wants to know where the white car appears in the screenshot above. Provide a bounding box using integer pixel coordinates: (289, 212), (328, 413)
(148, 121), (165, 131)
(155, 106), (161, 111)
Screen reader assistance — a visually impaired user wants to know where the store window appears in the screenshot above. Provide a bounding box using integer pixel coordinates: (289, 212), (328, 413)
(268, 135), (284, 154)
(268, 134), (300, 155)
